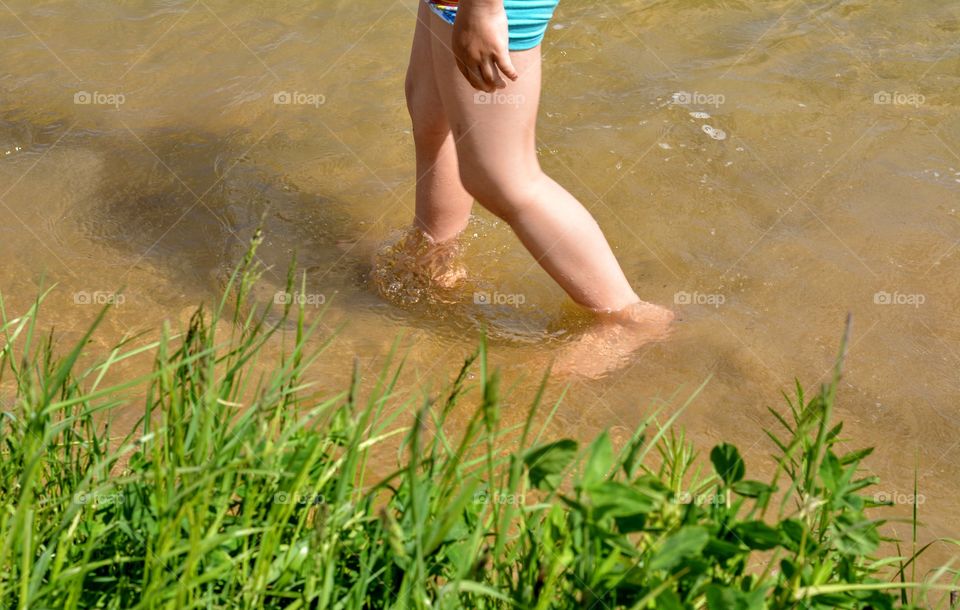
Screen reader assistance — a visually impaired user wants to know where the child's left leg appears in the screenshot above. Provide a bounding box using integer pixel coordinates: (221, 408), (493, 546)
(371, 2), (475, 301)
(405, 1), (474, 243)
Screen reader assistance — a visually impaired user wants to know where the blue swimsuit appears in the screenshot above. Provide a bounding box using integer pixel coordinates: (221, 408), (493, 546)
(425, 0), (560, 51)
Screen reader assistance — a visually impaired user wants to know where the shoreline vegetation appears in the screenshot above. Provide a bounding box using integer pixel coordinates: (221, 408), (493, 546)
(1, 235), (958, 609)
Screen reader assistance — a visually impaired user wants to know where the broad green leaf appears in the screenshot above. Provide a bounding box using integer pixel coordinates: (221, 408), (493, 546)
(705, 585), (738, 610)
(704, 537), (744, 560)
(829, 512), (879, 556)
(818, 451), (843, 494)
(654, 589), (683, 610)
(779, 519), (807, 553)
(732, 520), (782, 550)
(587, 480), (663, 520)
(710, 443), (745, 485)
(705, 584), (767, 610)
(731, 480), (774, 498)
(523, 439), (577, 491)
(581, 430), (613, 489)
(648, 526), (708, 572)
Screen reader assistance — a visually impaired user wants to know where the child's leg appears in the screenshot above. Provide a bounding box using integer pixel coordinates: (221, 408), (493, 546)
(405, 2), (474, 243)
(426, 12), (646, 313)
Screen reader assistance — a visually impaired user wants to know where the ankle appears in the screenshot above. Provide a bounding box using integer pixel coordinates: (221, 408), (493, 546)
(596, 299), (675, 327)
(582, 293), (642, 315)
(414, 224), (465, 245)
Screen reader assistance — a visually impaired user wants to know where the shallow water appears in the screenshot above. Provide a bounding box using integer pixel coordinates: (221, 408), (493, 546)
(1, 0), (958, 573)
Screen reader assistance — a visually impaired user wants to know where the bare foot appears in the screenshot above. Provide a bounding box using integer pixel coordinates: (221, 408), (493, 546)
(371, 227), (467, 305)
(552, 301), (676, 379)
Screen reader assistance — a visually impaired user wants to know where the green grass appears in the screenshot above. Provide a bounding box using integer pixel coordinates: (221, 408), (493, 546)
(0, 234), (957, 609)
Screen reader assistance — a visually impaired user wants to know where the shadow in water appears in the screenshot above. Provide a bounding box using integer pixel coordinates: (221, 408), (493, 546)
(75, 126), (360, 296)
(2, 113), (609, 353)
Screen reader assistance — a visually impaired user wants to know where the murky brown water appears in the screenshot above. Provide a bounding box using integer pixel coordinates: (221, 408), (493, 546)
(1, 0), (959, 572)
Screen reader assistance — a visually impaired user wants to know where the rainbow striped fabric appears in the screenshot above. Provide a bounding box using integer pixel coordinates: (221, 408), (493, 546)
(426, 0), (458, 24)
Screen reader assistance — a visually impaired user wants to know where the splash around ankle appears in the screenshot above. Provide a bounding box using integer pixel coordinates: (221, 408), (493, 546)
(371, 226), (467, 305)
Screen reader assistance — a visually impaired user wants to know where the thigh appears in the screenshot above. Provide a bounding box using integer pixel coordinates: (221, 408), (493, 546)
(406, 2), (447, 127)
(428, 10), (543, 177)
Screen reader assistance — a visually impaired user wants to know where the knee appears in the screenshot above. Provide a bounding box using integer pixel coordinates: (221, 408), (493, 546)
(405, 73), (447, 144)
(457, 159), (542, 223)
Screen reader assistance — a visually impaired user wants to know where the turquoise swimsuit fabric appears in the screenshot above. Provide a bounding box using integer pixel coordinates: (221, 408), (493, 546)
(425, 0), (560, 51)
